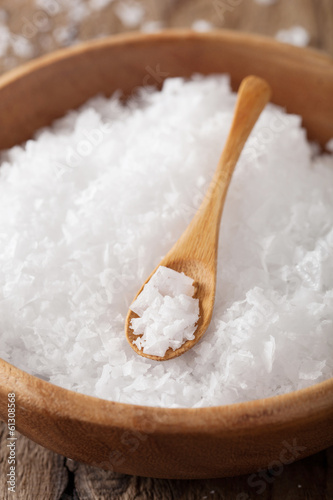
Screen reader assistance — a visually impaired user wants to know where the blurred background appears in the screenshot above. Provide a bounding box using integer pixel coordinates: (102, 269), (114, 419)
(0, 0), (332, 75)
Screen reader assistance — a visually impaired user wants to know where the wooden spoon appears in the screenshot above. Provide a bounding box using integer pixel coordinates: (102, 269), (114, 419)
(125, 75), (272, 361)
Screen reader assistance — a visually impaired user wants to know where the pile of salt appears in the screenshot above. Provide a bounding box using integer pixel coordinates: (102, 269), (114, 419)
(0, 74), (332, 408)
(130, 266), (199, 357)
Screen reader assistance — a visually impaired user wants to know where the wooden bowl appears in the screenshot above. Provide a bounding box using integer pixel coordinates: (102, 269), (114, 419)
(0, 30), (332, 479)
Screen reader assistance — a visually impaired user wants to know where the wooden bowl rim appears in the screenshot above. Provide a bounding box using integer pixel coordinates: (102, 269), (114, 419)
(0, 29), (332, 436)
(0, 29), (333, 91)
(1, 358), (333, 434)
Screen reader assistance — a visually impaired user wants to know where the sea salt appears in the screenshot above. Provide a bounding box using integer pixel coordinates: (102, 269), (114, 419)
(254, 0), (277, 5)
(275, 26), (310, 47)
(140, 21), (164, 33)
(114, 0), (145, 27)
(191, 20), (213, 32)
(326, 138), (333, 154)
(130, 266), (199, 357)
(0, 23), (33, 61)
(0, 75), (332, 408)
(11, 34), (34, 58)
(89, 0), (115, 11)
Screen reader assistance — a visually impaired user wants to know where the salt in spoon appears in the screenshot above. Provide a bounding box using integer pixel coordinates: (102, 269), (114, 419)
(125, 75), (272, 361)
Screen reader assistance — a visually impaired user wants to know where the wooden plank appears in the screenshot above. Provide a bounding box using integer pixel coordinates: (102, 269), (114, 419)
(72, 461), (272, 500)
(0, 420), (68, 500)
(168, 0), (333, 55)
(2, 416), (333, 499)
(270, 450), (327, 499)
(70, 447), (333, 500)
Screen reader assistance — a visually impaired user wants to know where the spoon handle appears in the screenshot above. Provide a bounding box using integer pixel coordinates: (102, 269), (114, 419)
(169, 75), (271, 266)
(214, 75), (272, 194)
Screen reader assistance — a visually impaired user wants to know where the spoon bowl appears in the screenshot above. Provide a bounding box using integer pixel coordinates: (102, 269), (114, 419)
(125, 75), (272, 361)
(126, 259), (215, 360)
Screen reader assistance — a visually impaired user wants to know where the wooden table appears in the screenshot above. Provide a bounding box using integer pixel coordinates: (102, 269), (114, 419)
(0, 0), (332, 498)
(0, 419), (332, 499)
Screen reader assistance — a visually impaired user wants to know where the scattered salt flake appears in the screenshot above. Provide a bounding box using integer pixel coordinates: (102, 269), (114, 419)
(254, 0), (277, 4)
(53, 26), (77, 46)
(89, 0), (115, 11)
(114, 0), (145, 27)
(140, 21), (163, 33)
(67, 343), (86, 364)
(299, 360), (326, 380)
(262, 335), (275, 373)
(11, 35), (34, 58)
(191, 19), (213, 32)
(97, 364), (112, 385)
(275, 26), (310, 47)
(34, 0), (62, 14)
(326, 138), (333, 153)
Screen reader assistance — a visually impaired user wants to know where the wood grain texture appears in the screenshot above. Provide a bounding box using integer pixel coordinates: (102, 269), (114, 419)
(0, 421), (68, 500)
(1, 421), (333, 499)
